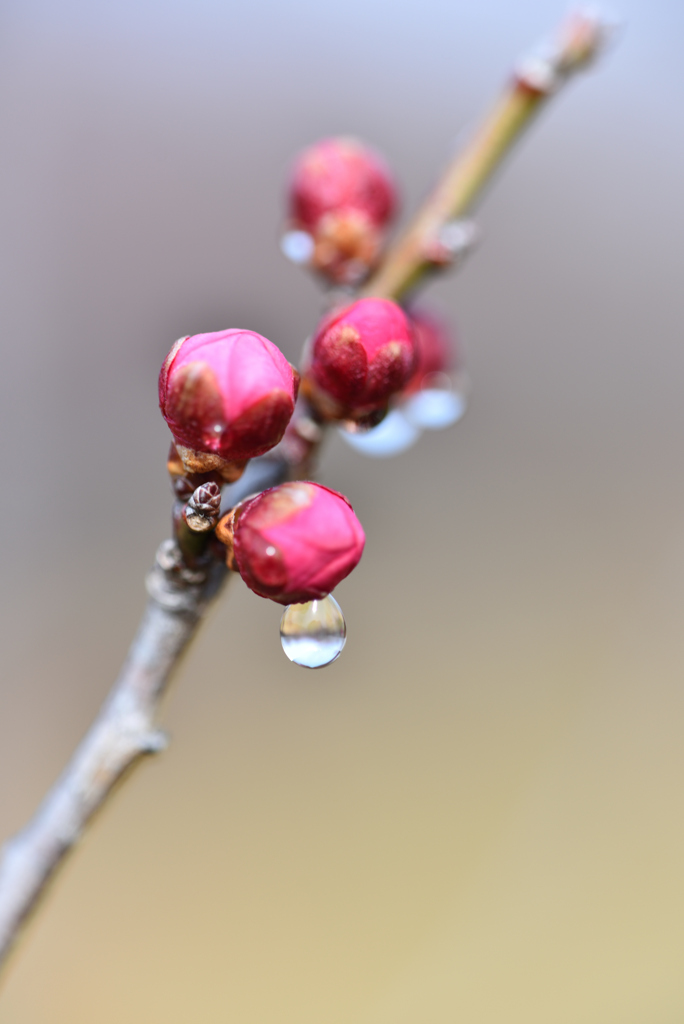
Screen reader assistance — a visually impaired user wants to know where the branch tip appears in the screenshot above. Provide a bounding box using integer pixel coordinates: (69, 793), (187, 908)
(516, 8), (619, 94)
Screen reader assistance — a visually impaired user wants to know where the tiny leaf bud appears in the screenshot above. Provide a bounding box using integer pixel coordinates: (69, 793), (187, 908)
(184, 481), (222, 533)
(159, 329), (299, 474)
(304, 297), (416, 420)
(231, 482), (365, 605)
(287, 137), (398, 283)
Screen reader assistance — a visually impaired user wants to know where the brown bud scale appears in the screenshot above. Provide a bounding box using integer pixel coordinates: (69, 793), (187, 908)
(215, 509), (238, 570)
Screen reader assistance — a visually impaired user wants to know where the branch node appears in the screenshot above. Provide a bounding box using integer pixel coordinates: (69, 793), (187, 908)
(423, 219), (480, 267)
(141, 730), (169, 754)
(146, 541), (210, 612)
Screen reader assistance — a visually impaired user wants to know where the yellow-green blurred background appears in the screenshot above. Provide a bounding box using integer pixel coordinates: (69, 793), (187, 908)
(2, 0), (684, 1020)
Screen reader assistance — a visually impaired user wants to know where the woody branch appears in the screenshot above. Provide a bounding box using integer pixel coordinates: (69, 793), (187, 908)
(0, 8), (611, 979)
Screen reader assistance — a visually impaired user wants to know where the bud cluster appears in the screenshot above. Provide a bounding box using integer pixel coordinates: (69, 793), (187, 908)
(157, 136), (466, 655)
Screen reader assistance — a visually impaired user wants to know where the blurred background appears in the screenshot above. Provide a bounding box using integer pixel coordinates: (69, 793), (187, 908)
(1, 0), (684, 1020)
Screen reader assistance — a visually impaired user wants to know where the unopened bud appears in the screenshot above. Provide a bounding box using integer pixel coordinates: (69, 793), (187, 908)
(184, 481), (222, 533)
(287, 137), (398, 284)
(159, 329), (299, 476)
(403, 306), (460, 395)
(304, 297), (416, 421)
(226, 482), (365, 605)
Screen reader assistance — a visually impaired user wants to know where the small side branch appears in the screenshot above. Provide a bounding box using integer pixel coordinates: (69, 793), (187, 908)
(363, 10), (613, 301)
(0, 554), (228, 971)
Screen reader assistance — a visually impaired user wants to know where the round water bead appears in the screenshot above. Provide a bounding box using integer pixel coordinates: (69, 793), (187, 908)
(338, 408), (419, 458)
(280, 229), (315, 264)
(403, 372), (470, 430)
(280, 594), (346, 669)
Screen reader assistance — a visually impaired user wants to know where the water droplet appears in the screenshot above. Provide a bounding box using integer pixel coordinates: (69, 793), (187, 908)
(437, 219), (480, 257)
(338, 408), (419, 457)
(403, 373), (470, 430)
(280, 594), (346, 669)
(280, 230), (315, 264)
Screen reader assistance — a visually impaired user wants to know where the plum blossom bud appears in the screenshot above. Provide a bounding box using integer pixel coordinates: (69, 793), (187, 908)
(400, 307), (469, 431)
(304, 297), (416, 420)
(287, 137), (397, 283)
(225, 482), (365, 605)
(159, 329), (299, 475)
(403, 306), (459, 395)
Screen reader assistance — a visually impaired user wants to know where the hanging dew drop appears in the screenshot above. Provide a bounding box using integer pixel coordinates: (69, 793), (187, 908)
(403, 388), (464, 429)
(280, 594), (346, 669)
(403, 372), (471, 430)
(280, 230), (315, 264)
(338, 408), (420, 457)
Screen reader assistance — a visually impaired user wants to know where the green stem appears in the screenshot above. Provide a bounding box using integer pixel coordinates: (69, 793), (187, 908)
(363, 10), (609, 302)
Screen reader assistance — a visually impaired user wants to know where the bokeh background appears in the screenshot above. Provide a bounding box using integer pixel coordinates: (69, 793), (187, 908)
(1, 0), (684, 1020)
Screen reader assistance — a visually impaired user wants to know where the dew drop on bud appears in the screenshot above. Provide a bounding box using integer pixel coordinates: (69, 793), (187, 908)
(338, 408), (419, 458)
(280, 594), (346, 669)
(280, 230), (315, 264)
(403, 372), (470, 431)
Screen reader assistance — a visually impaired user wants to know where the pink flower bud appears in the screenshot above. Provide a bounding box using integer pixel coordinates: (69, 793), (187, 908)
(232, 482), (365, 605)
(287, 137), (398, 283)
(305, 297), (416, 419)
(403, 307), (459, 394)
(159, 329), (299, 471)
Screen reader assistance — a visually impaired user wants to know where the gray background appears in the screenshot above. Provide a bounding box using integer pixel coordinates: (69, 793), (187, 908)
(1, 0), (684, 1020)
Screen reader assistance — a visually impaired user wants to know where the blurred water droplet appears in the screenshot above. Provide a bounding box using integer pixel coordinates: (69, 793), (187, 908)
(403, 373), (470, 430)
(280, 594), (346, 669)
(437, 218), (480, 257)
(338, 408), (419, 457)
(280, 230), (315, 264)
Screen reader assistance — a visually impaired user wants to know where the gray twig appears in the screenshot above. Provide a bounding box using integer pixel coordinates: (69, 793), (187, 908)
(0, 554), (228, 971)
(0, 452), (290, 974)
